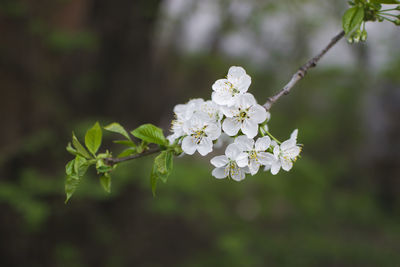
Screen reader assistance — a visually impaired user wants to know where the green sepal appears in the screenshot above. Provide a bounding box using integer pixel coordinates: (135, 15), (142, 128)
(85, 122), (102, 156)
(104, 122), (132, 141)
(131, 124), (167, 146)
(96, 159), (114, 174)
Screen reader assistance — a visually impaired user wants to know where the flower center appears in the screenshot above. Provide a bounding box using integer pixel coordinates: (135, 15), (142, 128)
(235, 108), (250, 123)
(225, 81), (240, 96)
(228, 160), (240, 177)
(249, 150), (258, 161)
(191, 126), (208, 144)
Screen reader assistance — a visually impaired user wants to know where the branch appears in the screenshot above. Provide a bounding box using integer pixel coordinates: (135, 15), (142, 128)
(105, 147), (161, 166)
(263, 30), (345, 111)
(104, 30), (346, 165)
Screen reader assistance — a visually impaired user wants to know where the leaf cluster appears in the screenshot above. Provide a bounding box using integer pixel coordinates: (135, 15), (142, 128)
(343, 0), (400, 43)
(65, 122), (180, 202)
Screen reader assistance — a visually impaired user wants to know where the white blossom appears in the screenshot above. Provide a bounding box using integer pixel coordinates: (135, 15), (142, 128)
(211, 66), (251, 106)
(181, 112), (221, 156)
(222, 93), (269, 138)
(210, 143), (249, 181)
(168, 98), (204, 143)
(234, 135), (276, 175)
(265, 129), (301, 175)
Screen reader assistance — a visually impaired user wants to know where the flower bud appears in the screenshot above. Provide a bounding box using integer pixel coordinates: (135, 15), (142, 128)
(353, 29), (361, 43)
(395, 19), (400, 26)
(361, 30), (368, 42)
(347, 36), (354, 44)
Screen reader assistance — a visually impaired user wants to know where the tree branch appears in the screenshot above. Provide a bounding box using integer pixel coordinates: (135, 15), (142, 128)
(105, 147), (161, 166)
(104, 30), (346, 165)
(263, 30), (345, 111)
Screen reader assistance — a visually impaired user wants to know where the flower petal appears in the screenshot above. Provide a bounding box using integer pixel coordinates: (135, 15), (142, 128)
(225, 143), (241, 159)
(237, 93), (256, 108)
(181, 136), (197, 155)
(248, 160), (260, 175)
(257, 152), (276, 166)
(271, 161), (281, 175)
(248, 104), (268, 123)
(223, 118), (241, 136)
(281, 159), (293, 171)
(255, 136), (271, 151)
(241, 119), (258, 138)
(231, 167), (246, 182)
(205, 123), (221, 140)
(236, 152), (249, 168)
(234, 135), (254, 151)
(210, 155), (229, 168)
(212, 91), (233, 106)
(212, 167), (228, 179)
(212, 79), (229, 92)
(227, 66), (251, 93)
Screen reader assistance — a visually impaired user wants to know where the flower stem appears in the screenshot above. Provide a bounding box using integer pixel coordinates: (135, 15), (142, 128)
(261, 126), (281, 144)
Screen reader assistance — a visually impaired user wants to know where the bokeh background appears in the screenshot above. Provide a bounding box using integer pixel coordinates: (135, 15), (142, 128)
(1, 0), (400, 266)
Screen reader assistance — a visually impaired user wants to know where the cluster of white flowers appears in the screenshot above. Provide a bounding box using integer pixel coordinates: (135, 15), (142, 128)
(168, 66), (301, 181)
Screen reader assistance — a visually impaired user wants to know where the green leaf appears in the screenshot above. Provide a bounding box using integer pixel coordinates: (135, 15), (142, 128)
(85, 122), (102, 156)
(342, 6), (364, 35)
(72, 132), (91, 159)
(370, 0), (399, 4)
(66, 142), (77, 156)
(154, 151), (173, 182)
(104, 122), (132, 140)
(150, 164), (158, 197)
(113, 140), (136, 147)
(65, 175), (80, 203)
(65, 159), (75, 176)
(150, 151), (174, 196)
(118, 147), (137, 158)
(131, 124), (167, 145)
(100, 173), (111, 193)
(74, 155), (89, 177)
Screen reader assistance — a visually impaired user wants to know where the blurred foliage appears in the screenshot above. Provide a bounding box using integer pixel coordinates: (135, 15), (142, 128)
(1, 0), (400, 266)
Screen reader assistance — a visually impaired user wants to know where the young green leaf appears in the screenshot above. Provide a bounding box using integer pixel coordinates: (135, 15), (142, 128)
(118, 147), (137, 158)
(85, 122), (102, 156)
(104, 122), (132, 140)
(72, 132), (91, 159)
(65, 174), (80, 203)
(66, 142), (77, 156)
(100, 173), (111, 193)
(65, 159), (75, 176)
(150, 164), (158, 197)
(370, 0), (399, 4)
(342, 6), (365, 35)
(131, 124), (167, 145)
(74, 155), (90, 177)
(150, 151), (174, 196)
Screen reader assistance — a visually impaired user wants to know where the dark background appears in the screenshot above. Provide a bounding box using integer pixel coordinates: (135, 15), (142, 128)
(1, 0), (400, 266)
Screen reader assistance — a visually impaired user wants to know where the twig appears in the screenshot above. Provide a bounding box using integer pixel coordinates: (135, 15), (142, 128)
(105, 147), (161, 166)
(104, 30), (346, 165)
(263, 30), (345, 111)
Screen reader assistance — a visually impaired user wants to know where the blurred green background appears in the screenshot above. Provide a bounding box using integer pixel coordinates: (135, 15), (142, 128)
(1, 0), (400, 266)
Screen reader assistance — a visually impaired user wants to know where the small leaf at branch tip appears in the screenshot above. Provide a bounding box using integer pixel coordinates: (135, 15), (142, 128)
(72, 132), (91, 159)
(104, 122), (132, 141)
(85, 122), (102, 156)
(131, 124), (167, 145)
(100, 173), (111, 193)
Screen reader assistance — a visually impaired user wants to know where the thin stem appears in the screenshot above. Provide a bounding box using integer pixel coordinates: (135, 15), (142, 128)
(263, 30), (345, 111)
(261, 126), (281, 144)
(379, 12), (398, 18)
(104, 147), (161, 166)
(103, 30), (346, 165)
(380, 8), (398, 12)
